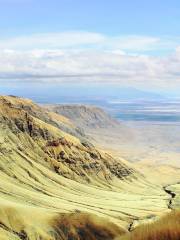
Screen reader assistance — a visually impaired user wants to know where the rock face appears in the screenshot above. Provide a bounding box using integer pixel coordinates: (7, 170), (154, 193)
(0, 96), (135, 183)
(45, 104), (120, 129)
(1, 96), (86, 139)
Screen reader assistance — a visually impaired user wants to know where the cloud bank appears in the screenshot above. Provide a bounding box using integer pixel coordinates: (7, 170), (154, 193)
(0, 31), (180, 89)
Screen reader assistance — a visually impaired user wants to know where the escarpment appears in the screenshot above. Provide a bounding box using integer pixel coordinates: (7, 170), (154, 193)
(0, 95), (170, 240)
(0, 96), (136, 184)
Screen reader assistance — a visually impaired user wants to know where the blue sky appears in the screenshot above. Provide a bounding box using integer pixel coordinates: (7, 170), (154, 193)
(1, 0), (180, 37)
(0, 0), (180, 99)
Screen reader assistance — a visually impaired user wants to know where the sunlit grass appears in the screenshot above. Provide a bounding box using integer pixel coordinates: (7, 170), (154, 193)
(119, 210), (180, 240)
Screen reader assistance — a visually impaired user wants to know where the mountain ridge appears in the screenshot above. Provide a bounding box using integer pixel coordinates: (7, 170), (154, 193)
(44, 104), (120, 129)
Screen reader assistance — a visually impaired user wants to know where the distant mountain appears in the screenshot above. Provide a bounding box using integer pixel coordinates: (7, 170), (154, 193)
(1, 86), (165, 105)
(45, 104), (120, 129)
(109, 87), (164, 100)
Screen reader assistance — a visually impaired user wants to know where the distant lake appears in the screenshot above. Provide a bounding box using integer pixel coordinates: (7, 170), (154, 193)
(106, 100), (180, 122)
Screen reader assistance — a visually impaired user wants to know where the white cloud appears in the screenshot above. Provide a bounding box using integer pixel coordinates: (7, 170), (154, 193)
(0, 32), (178, 52)
(0, 32), (106, 50)
(0, 31), (180, 90)
(99, 36), (161, 52)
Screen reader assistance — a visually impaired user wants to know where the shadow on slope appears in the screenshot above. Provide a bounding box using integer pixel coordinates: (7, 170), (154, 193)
(0, 206), (125, 240)
(52, 212), (125, 240)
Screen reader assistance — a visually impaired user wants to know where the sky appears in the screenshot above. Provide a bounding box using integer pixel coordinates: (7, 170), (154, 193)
(0, 0), (180, 99)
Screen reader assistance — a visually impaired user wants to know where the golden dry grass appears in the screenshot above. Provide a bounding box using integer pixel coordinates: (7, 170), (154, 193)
(119, 210), (180, 240)
(51, 212), (126, 240)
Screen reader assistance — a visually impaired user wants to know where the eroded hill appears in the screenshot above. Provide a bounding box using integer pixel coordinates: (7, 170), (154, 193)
(45, 104), (120, 129)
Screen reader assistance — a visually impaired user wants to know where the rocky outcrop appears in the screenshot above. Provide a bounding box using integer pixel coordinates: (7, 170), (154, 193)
(0, 95), (86, 139)
(0, 95), (137, 184)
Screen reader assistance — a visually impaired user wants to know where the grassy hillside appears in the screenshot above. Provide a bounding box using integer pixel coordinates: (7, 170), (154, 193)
(0, 95), (176, 240)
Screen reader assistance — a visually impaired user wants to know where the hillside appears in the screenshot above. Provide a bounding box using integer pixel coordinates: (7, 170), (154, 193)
(0, 96), (174, 240)
(46, 104), (180, 176)
(44, 104), (134, 153)
(45, 104), (120, 129)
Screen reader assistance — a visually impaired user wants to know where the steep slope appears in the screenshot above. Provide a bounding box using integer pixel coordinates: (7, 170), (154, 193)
(47, 104), (180, 185)
(44, 104), (136, 154)
(6, 95), (86, 140)
(0, 96), (136, 185)
(0, 96), (170, 240)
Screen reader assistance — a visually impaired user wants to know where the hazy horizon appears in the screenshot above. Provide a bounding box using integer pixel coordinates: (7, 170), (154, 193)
(1, 0), (180, 97)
